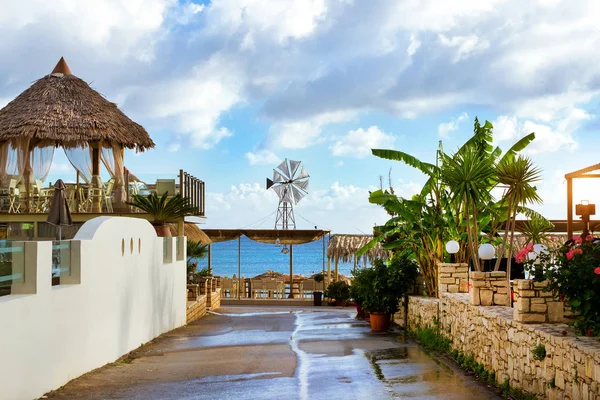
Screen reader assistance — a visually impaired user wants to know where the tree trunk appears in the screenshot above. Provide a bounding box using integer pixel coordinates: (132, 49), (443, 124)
(494, 195), (513, 271)
(464, 196), (480, 271)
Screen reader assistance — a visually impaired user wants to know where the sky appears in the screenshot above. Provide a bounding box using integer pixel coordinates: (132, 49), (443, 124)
(1, 0), (600, 233)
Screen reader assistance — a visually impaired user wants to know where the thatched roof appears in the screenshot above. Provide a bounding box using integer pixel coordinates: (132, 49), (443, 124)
(0, 57), (155, 151)
(169, 223), (212, 244)
(201, 229), (329, 245)
(327, 234), (388, 264)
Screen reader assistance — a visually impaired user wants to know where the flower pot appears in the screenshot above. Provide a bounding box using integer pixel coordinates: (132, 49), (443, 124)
(369, 312), (390, 332)
(313, 291), (322, 306)
(154, 225), (171, 237)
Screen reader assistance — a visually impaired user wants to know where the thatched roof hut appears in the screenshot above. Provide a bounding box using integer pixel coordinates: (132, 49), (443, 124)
(326, 234), (388, 264)
(0, 57), (154, 150)
(169, 223), (212, 244)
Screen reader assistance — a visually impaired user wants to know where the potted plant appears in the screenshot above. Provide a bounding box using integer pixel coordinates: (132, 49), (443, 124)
(324, 281), (350, 306)
(128, 192), (197, 237)
(350, 267), (371, 319)
(361, 254), (419, 331)
(313, 273), (325, 306)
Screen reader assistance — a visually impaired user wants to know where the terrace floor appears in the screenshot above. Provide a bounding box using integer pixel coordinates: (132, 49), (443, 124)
(45, 306), (501, 400)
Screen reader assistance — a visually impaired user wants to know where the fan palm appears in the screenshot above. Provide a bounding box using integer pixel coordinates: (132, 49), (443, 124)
(187, 240), (208, 274)
(494, 156), (543, 277)
(128, 192), (197, 232)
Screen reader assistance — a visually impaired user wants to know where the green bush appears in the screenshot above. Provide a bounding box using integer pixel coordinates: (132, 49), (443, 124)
(325, 281), (350, 303)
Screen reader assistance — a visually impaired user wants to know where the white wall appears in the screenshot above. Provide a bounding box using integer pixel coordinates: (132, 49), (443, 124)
(0, 217), (187, 400)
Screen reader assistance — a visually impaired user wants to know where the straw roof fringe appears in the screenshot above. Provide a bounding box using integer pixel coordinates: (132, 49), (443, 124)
(169, 223), (212, 244)
(326, 234), (388, 264)
(0, 58), (154, 151)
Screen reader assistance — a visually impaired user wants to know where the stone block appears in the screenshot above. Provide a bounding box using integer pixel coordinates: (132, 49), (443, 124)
(440, 277), (457, 284)
(494, 293), (509, 306)
(438, 283), (448, 293)
(489, 271), (507, 278)
(471, 280), (487, 288)
(539, 290), (553, 298)
(531, 298), (545, 304)
(470, 287), (480, 305)
(530, 303), (548, 313)
(518, 313), (546, 323)
(459, 280), (469, 293)
(519, 290), (536, 297)
(547, 301), (564, 323)
(533, 280), (549, 289)
(455, 267), (469, 273)
(492, 280), (508, 287)
(515, 298), (530, 313)
(480, 289), (493, 306)
(439, 272), (452, 278)
(471, 271), (486, 280)
(497, 287), (508, 294)
(453, 272), (469, 279)
(447, 284), (459, 293)
(440, 266), (458, 273)
(516, 280), (532, 290)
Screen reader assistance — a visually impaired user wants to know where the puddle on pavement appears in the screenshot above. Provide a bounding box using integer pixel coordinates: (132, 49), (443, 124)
(170, 330), (291, 349)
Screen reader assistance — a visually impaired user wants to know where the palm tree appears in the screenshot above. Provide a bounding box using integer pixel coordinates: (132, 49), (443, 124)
(127, 192), (197, 236)
(494, 156), (543, 278)
(187, 240), (208, 275)
(442, 147), (496, 271)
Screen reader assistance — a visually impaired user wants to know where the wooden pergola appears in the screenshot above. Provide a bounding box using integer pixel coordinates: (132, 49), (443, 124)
(565, 163), (600, 237)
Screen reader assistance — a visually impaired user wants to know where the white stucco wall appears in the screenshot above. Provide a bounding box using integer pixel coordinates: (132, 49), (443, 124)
(0, 217), (187, 400)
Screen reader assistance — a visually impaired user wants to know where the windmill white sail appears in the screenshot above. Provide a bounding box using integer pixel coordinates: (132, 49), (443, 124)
(266, 158), (310, 230)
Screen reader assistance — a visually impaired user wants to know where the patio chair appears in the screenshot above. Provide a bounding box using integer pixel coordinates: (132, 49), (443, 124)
(251, 279), (266, 298)
(264, 279), (285, 299)
(301, 279), (315, 298)
(220, 277), (238, 298)
(103, 180), (114, 212)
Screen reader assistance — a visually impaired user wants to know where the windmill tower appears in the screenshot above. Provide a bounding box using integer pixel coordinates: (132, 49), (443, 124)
(266, 159), (309, 230)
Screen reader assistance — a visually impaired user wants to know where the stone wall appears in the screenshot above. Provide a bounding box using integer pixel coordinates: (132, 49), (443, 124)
(438, 263), (469, 295)
(186, 295), (207, 323)
(208, 288), (221, 310)
(470, 271), (510, 306)
(403, 292), (600, 399)
(395, 296), (440, 330)
(513, 280), (564, 324)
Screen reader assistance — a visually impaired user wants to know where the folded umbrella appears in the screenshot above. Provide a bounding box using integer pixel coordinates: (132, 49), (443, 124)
(46, 179), (73, 240)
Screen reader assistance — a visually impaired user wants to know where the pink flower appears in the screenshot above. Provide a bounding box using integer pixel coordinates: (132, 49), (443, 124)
(574, 248), (583, 256)
(561, 330), (567, 336)
(567, 250), (575, 261)
(586, 235), (594, 241)
(573, 236), (583, 245)
(550, 237), (555, 242)
(525, 243), (534, 252)
(595, 267), (600, 275)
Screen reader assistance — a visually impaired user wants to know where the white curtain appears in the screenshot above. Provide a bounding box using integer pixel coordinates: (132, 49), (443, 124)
(101, 144), (125, 203)
(29, 146), (55, 182)
(64, 146), (93, 184)
(0, 138), (30, 187)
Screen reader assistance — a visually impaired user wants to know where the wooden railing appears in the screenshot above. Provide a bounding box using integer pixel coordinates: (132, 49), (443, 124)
(179, 169), (205, 217)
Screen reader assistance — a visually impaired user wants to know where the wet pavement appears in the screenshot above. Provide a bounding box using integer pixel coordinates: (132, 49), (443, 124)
(46, 306), (501, 399)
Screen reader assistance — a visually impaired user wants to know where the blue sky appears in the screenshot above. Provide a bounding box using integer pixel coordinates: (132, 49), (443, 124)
(1, 0), (600, 233)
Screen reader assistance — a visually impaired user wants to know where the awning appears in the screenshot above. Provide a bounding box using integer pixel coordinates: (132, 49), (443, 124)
(202, 229), (329, 245)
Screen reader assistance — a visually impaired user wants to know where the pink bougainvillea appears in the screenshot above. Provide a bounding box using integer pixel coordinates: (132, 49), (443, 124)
(586, 235), (594, 242)
(573, 236), (583, 245)
(594, 267), (600, 275)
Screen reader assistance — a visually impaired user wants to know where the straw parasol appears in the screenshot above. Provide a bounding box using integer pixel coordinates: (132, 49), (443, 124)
(326, 234), (388, 264)
(0, 57), (154, 150)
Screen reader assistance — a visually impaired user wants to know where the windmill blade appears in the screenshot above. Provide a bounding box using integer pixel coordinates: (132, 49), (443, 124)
(273, 170), (286, 183)
(296, 166), (309, 180)
(272, 184), (286, 200)
(282, 185), (295, 203)
(289, 160), (301, 178)
(291, 185), (306, 204)
(277, 159), (290, 180)
(296, 179), (308, 192)
(266, 178), (274, 190)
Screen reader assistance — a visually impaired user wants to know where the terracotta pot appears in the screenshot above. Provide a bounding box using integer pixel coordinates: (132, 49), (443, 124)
(369, 312), (390, 332)
(154, 225), (172, 237)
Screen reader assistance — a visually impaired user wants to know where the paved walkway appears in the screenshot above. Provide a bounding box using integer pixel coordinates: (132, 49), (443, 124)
(46, 306), (500, 399)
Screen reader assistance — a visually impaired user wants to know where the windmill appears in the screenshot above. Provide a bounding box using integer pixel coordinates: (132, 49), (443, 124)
(266, 159), (309, 230)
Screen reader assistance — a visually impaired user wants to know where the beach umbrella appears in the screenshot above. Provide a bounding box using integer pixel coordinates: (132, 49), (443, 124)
(46, 179), (72, 240)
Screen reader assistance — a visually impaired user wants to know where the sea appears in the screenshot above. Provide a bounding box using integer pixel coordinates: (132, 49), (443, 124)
(194, 235), (356, 278)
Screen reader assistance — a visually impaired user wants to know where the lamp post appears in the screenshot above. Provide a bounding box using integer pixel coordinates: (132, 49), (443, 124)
(478, 243), (495, 271)
(445, 240), (459, 263)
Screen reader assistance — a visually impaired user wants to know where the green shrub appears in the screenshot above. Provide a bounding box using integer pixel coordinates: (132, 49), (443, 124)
(532, 344), (547, 361)
(325, 281), (350, 303)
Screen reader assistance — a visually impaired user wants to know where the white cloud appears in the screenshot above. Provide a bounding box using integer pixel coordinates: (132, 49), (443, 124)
(438, 112), (468, 138)
(334, 161), (344, 168)
(245, 149), (281, 166)
(439, 34), (489, 62)
(330, 126), (396, 158)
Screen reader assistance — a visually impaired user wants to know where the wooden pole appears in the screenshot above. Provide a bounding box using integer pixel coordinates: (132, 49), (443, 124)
(322, 235), (325, 292)
(91, 143), (101, 212)
(208, 244), (212, 275)
(335, 259), (339, 282)
(75, 171), (80, 213)
(288, 244), (294, 298)
(237, 236), (241, 299)
(327, 258), (331, 288)
(567, 177), (573, 238)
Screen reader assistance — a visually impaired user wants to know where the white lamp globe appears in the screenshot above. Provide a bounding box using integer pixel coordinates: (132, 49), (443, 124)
(478, 243), (495, 260)
(445, 240), (460, 254)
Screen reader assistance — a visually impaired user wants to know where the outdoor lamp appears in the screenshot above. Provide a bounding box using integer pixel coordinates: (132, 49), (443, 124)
(478, 243), (495, 260)
(275, 237), (281, 246)
(281, 245), (290, 254)
(445, 240), (460, 254)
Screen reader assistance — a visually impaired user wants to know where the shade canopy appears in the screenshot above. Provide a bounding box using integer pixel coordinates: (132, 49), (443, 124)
(326, 234), (388, 264)
(0, 57), (154, 151)
(202, 229), (329, 245)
